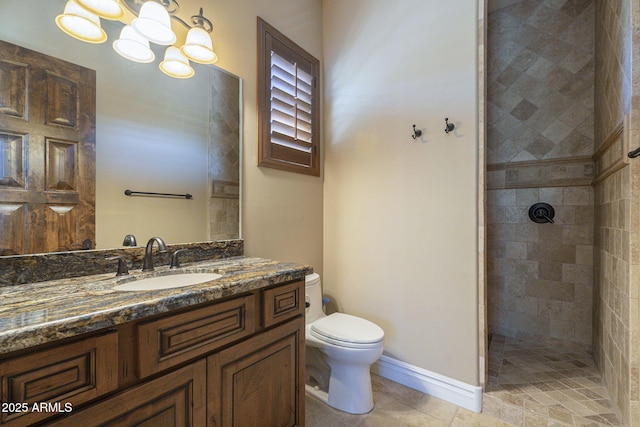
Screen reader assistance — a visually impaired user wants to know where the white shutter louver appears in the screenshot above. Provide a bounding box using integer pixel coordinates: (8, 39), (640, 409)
(270, 52), (313, 154)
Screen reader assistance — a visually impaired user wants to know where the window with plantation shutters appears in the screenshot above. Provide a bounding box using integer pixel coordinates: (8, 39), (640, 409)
(257, 18), (320, 176)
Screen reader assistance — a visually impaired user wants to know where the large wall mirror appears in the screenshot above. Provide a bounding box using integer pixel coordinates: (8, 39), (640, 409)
(0, 0), (241, 255)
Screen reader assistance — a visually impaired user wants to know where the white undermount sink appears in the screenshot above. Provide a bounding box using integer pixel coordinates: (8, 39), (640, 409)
(113, 272), (222, 291)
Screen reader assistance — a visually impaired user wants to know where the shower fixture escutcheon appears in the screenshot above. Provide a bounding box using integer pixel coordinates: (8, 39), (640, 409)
(528, 203), (555, 224)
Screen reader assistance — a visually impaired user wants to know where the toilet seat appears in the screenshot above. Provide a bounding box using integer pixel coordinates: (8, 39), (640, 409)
(310, 313), (384, 349)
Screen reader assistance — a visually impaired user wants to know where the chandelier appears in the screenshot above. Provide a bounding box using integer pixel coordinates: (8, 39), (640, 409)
(55, 0), (217, 79)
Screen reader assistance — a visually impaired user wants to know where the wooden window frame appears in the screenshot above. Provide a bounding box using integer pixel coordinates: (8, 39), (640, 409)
(257, 17), (320, 176)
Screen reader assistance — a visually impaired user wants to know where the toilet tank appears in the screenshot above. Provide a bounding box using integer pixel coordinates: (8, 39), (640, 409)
(305, 273), (324, 323)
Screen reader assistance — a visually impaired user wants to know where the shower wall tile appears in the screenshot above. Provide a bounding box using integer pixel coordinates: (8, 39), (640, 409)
(506, 241), (527, 259)
(488, 1), (594, 164)
(487, 184), (594, 352)
(594, 0), (632, 147)
(540, 187), (564, 203)
(540, 262), (563, 281)
(487, 11), (596, 348)
(576, 245), (594, 265)
(563, 225), (594, 245)
(209, 67), (240, 241)
(488, 170), (506, 188)
(594, 143), (633, 425)
(487, 157), (595, 189)
(527, 242), (576, 263)
(564, 187), (592, 205)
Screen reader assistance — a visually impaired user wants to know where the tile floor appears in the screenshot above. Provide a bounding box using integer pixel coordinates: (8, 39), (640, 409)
(484, 335), (619, 426)
(306, 335), (620, 426)
(306, 373), (512, 426)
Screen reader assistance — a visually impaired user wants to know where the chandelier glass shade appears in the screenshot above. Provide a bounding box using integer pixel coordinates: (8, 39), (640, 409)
(56, 0), (107, 44)
(181, 26), (218, 64)
(54, 0), (217, 79)
(112, 25), (155, 63)
(159, 46), (194, 79)
(131, 1), (176, 46)
(75, 0), (124, 20)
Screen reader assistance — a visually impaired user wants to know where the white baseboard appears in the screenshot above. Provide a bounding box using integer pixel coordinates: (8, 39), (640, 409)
(372, 355), (483, 413)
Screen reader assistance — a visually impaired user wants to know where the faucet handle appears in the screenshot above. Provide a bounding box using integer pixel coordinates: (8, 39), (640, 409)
(107, 256), (129, 276)
(170, 249), (188, 269)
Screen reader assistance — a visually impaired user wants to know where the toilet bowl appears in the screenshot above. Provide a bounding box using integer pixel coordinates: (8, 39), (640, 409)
(305, 273), (384, 414)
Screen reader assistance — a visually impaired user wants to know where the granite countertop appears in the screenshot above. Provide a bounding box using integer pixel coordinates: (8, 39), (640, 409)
(0, 256), (313, 356)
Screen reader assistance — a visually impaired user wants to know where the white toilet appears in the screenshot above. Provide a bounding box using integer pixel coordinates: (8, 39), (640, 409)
(305, 273), (384, 414)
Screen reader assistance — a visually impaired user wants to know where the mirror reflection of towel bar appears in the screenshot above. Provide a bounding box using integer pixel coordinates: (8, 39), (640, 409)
(124, 189), (193, 199)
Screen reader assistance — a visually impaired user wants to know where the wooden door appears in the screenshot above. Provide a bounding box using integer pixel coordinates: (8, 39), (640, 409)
(207, 317), (305, 427)
(0, 40), (95, 255)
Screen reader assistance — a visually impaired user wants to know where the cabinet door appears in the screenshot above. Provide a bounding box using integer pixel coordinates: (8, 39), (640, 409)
(46, 360), (206, 427)
(208, 317), (305, 427)
(0, 333), (118, 426)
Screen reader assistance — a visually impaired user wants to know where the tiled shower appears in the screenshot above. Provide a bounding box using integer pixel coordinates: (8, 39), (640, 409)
(487, 0), (595, 351)
(487, 0), (639, 425)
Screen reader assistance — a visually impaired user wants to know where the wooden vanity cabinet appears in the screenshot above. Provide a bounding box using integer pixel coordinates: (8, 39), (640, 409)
(0, 279), (305, 427)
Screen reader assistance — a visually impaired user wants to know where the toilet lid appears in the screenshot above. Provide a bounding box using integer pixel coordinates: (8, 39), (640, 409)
(311, 313), (384, 346)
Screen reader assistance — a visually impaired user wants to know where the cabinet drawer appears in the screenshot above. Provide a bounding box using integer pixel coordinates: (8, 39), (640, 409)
(262, 280), (304, 328)
(0, 332), (118, 426)
(137, 294), (255, 378)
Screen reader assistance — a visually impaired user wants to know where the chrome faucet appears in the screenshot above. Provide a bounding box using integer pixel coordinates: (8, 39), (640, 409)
(142, 237), (167, 272)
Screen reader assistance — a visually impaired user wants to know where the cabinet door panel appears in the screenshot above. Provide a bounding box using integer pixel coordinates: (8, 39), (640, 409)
(45, 360), (206, 427)
(208, 317), (304, 427)
(0, 333), (117, 426)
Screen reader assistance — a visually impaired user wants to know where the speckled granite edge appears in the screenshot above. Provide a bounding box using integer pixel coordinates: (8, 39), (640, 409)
(0, 240), (244, 286)
(0, 256), (313, 355)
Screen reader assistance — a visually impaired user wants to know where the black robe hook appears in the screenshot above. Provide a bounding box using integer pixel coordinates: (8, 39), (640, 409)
(444, 118), (455, 134)
(412, 124), (422, 140)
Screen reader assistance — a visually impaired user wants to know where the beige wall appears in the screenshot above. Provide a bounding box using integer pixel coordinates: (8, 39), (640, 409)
(323, 0), (480, 385)
(188, 0), (324, 274)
